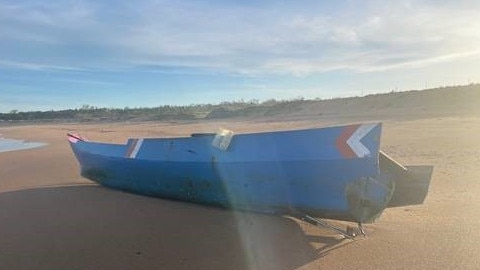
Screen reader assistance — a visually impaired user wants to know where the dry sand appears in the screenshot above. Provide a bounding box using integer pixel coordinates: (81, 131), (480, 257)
(1, 116), (479, 269)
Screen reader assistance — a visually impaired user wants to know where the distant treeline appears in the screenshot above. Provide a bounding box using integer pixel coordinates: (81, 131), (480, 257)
(0, 98), (312, 122)
(1, 83), (479, 123)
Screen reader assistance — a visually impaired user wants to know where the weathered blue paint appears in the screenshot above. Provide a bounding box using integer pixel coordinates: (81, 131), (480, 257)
(69, 123), (396, 222)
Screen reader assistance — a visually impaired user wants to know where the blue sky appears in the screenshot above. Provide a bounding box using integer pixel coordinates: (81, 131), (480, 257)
(1, 0), (479, 112)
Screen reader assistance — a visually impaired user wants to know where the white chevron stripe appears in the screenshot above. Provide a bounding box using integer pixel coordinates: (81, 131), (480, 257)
(346, 123), (377, 158)
(129, 138), (144, 158)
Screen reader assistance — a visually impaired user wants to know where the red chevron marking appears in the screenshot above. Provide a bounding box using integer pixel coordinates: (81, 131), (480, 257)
(336, 124), (360, 158)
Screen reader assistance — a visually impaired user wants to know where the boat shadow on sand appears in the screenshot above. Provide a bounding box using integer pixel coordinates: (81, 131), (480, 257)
(0, 184), (352, 270)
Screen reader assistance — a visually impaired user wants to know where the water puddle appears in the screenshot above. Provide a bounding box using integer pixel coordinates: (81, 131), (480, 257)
(0, 135), (48, 153)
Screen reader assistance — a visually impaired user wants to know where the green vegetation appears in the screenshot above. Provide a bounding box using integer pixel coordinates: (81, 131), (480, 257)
(0, 98), (309, 123)
(1, 84), (479, 123)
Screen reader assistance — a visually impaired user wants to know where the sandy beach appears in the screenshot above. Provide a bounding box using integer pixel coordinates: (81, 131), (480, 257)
(1, 115), (479, 269)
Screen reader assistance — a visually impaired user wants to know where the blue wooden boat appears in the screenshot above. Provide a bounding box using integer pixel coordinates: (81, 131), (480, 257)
(68, 122), (432, 234)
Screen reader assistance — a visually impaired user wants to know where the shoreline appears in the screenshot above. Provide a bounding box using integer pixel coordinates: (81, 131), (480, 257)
(0, 137), (48, 153)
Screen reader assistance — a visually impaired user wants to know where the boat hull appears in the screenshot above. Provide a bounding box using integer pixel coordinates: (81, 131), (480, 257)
(69, 123), (423, 223)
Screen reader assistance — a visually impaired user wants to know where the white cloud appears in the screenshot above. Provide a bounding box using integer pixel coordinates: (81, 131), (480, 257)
(0, 0), (479, 76)
(0, 1), (96, 42)
(0, 60), (88, 72)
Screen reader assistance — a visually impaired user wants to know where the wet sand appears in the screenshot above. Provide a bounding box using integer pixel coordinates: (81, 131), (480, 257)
(1, 116), (479, 269)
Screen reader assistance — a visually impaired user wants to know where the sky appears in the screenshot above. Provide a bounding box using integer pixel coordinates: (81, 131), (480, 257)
(1, 0), (479, 112)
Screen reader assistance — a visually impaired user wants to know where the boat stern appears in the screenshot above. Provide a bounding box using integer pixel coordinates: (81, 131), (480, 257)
(379, 151), (433, 208)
